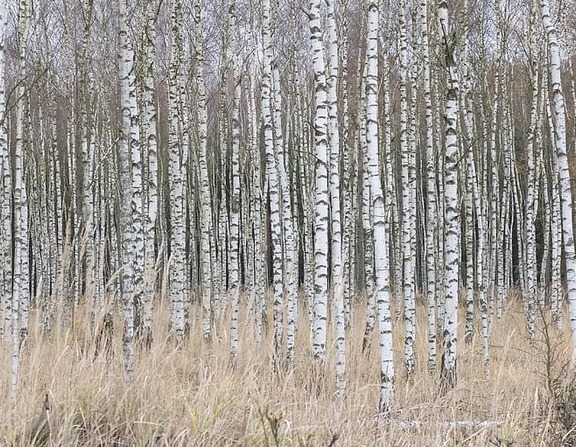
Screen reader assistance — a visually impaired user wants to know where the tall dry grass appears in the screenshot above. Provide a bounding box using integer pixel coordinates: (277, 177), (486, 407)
(0, 291), (572, 446)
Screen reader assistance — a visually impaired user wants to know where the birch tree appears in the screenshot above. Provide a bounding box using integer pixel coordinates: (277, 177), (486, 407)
(541, 0), (576, 355)
(228, 0), (242, 367)
(12, 0), (31, 405)
(139, 0), (158, 349)
(438, 0), (460, 391)
(167, 0), (187, 344)
(327, 0), (342, 310)
(525, 0), (539, 340)
(398, 0), (416, 376)
(118, 0), (140, 379)
(309, 0), (330, 363)
(0, 0), (9, 342)
(420, 0), (438, 373)
(326, 0), (345, 391)
(271, 63), (299, 364)
(366, 0), (394, 412)
(261, 0), (284, 364)
(194, 0), (214, 342)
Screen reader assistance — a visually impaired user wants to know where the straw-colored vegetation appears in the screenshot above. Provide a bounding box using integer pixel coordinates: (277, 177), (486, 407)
(2, 293), (574, 446)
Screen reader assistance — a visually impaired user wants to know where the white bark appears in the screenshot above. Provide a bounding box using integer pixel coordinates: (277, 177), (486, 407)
(338, 0), (353, 326)
(309, 0), (330, 362)
(545, 53), (563, 330)
(272, 65), (298, 363)
(247, 59), (266, 344)
(0, 0), (9, 341)
(525, 4), (539, 339)
(78, 0), (96, 339)
(228, 0), (241, 366)
(128, 16), (144, 355)
(421, 0), (437, 372)
(141, 0), (158, 349)
(285, 22), (304, 349)
(168, 0), (186, 344)
(194, 0), (213, 342)
(261, 0), (284, 364)
(541, 0), (576, 355)
(335, 266), (346, 400)
(12, 0), (30, 405)
(551, 169), (563, 329)
(228, 0), (241, 291)
(366, 0), (394, 413)
(327, 0), (342, 306)
(359, 62), (374, 300)
(438, 0), (460, 391)
(118, 0), (138, 380)
(399, 0), (416, 376)
(460, 0), (474, 345)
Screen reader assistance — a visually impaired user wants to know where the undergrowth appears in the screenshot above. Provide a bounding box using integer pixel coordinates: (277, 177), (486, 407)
(0, 293), (571, 446)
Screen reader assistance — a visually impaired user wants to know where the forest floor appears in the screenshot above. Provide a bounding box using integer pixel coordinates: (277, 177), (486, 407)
(0, 293), (574, 446)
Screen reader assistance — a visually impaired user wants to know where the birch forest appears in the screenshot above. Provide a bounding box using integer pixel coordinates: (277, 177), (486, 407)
(2, 0), (576, 444)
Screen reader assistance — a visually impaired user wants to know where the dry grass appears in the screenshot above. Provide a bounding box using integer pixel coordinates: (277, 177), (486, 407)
(0, 292), (573, 446)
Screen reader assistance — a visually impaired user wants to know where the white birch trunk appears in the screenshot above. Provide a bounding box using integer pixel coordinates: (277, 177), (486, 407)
(359, 61), (374, 301)
(366, 0), (394, 413)
(261, 0), (284, 364)
(141, 0), (158, 349)
(551, 169), (563, 329)
(247, 60), (266, 344)
(0, 0), (9, 341)
(399, 0), (416, 376)
(12, 0), (30, 405)
(459, 0), (475, 345)
(309, 0), (330, 362)
(335, 265), (346, 400)
(381, 33), (397, 330)
(326, 0), (342, 346)
(327, 0), (342, 308)
(228, 0), (241, 366)
(194, 0), (213, 342)
(77, 0), (96, 339)
(438, 0), (460, 391)
(128, 23), (144, 357)
(271, 65), (288, 365)
(338, 0), (353, 326)
(525, 4), (539, 339)
(541, 0), (576, 354)
(420, 0), (437, 372)
(118, 0), (138, 380)
(168, 0), (187, 344)
(433, 72), (446, 333)
(545, 54), (563, 330)
(272, 65), (298, 363)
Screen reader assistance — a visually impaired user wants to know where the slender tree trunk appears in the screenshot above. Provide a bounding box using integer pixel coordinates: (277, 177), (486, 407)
(326, 0), (344, 393)
(140, 0), (158, 349)
(525, 0), (539, 339)
(366, 0), (394, 413)
(194, 0), (213, 342)
(78, 0), (96, 340)
(399, 0), (416, 376)
(438, 0), (460, 392)
(261, 0), (284, 365)
(420, 0), (437, 373)
(12, 0), (31, 410)
(0, 0), (10, 342)
(228, 0), (242, 366)
(309, 0), (330, 363)
(118, 0), (139, 380)
(541, 0), (576, 356)
(168, 0), (187, 344)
